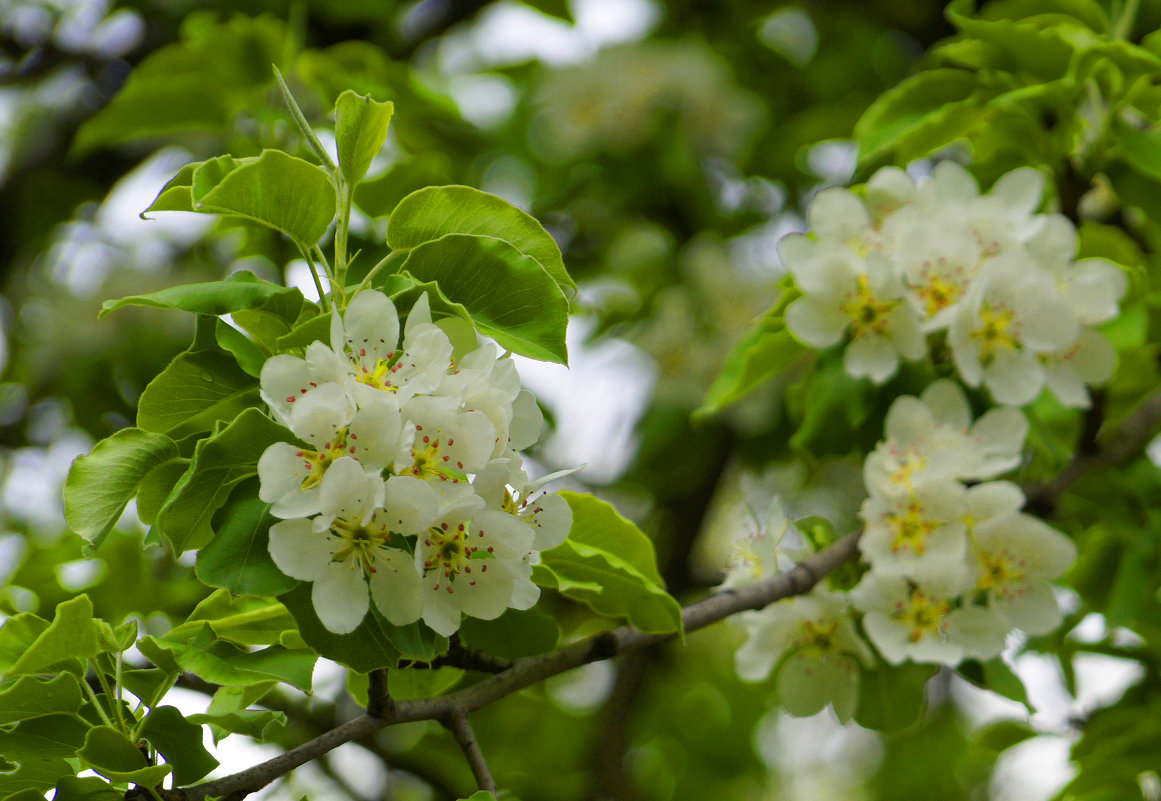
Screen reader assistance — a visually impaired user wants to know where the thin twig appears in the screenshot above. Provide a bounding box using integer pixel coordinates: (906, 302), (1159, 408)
(1025, 385), (1161, 514)
(178, 532), (860, 801)
(443, 710), (496, 794)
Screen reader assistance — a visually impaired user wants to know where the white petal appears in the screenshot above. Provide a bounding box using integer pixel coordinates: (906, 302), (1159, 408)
(319, 457), (383, 523)
(921, 380), (971, 431)
(808, 188), (872, 243)
(259, 443), (323, 519)
(992, 582), (1063, 635)
(260, 355), (314, 423)
(313, 563), (370, 634)
(525, 492), (572, 551)
(844, 335), (900, 383)
(508, 389), (544, 451)
(369, 548), (423, 625)
(268, 518), (330, 581)
(991, 167), (1044, 215)
(983, 350), (1044, 406)
(338, 290), (400, 369)
(383, 475), (440, 533)
(404, 292), (433, 336)
(786, 297), (847, 348)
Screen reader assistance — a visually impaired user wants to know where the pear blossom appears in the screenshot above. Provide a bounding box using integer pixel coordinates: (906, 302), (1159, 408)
(258, 388), (401, 519)
(267, 458), (422, 633)
(395, 395), (497, 489)
(851, 573), (1006, 665)
(720, 497), (795, 591)
(948, 260), (1079, 405)
(1040, 328), (1118, 409)
(732, 590), (873, 720)
(782, 244), (925, 383)
(858, 480), (970, 582)
(472, 455), (578, 551)
(964, 482), (1077, 635)
(863, 380), (1027, 498)
(410, 478), (539, 636)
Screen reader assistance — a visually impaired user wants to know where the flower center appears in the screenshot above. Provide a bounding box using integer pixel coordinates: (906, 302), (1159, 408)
(975, 548), (1026, 593)
(795, 618), (841, 655)
(297, 429), (355, 491)
(351, 349), (402, 393)
(892, 588), (949, 642)
(406, 428), (464, 484)
(329, 516), (386, 576)
(841, 275), (898, 338)
(970, 303), (1019, 365)
(886, 499), (939, 555)
(915, 269), (964, 317)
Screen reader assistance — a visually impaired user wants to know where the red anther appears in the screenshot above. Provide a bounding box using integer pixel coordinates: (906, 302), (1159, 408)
(416, 425), (423, 431)
(362, 366), (369, 373)
(534, 507), (542, 514)
(300, 388), (308, 394)
(349, 447), (356, 453)
(423, 436), (430, 443)
(440, 475), (447, 481)
(447, 586), (454, 593)
(296, 451), (304, 457)
(479, 531), (484, 537)
(441, 522), (449, 530)
(470, 581), (477, 586)
(350, 433), (357, 439)
(487, 547), (494, 553)
(310, 382), (317, 387)
(360, 348), (366, 356)
(447, 439), (454, 446)
(388, 351), (395, 359)
(369, 566), (377, 573)
(443, 455), (450, 461)
(424, 539), (431, 546)
(458, 524), (465, 531)
(480, 565), (487, 572)
(464, 566), (471, 573)
(287, 396), (296, 403)
(456, 461), (463, 468)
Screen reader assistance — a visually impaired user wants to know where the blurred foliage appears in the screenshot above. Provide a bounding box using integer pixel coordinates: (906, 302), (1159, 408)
(3, 0), (1161, 799)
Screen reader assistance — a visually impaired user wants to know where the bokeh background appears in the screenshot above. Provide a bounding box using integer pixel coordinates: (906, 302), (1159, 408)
(0, 1), (1154, 799)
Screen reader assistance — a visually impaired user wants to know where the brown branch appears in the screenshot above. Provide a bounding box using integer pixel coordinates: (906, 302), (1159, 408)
(442, 710), (496, 794)
(178, 531), (861, 801)
(1025, 386), (1161, 514)
(366, 668), (392, 718)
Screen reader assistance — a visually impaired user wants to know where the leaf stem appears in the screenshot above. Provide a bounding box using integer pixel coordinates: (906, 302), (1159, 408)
(272, 65), (336, 174)
(352, 250), (405, 296)
(298, 244), (330, 313)
(1112, 0), (1139, 39)
(92, 658), (128, 733)
(80, 667), (117, 730)
(312, 244), (341, 306)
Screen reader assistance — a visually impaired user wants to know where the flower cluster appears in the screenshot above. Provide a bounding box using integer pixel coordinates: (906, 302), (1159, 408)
(722, 502), (873, 720)
(849, 380), (1077, 665)
(258, 290), (572, 636)
(780, 162), (1126, 406)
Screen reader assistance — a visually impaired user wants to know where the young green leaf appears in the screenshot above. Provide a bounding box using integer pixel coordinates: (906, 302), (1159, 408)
(77, 726), (173, 786)
(7, 596), (100, 677)
(139, 625), (315, 692)
(139, 706), (220, 784)
(280, 582), (446, 672)
(535, 492), (682, 634)
(195, 482), (300, 597)
(387, 185), (576, 298)
(153, 408), (292, 553)
(0, 675), (84, 725)
(99, 271), (304, 319)
(192, 149), (337, 246)
(64, 428), (179, 548)
(458, 607), (560, 659)
(399, 234), (569, 364)
(335, 90), (394, 188)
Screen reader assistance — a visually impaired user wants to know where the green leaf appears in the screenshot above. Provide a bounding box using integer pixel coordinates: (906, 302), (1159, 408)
(99, 271), (304, 319)
(119, 668), (177, 709)
(153, 408), (291, 553)
(196, 481), (300, 596)
(397, 234), (569, 364)
(50, 776), (124, 801)
(347, 667), (464, 704)
(280, 582), (445, 672)
(180, 591), (299, 648)
(139, 706), (219, 784)
(136, 318), (259, 438)
(697, 287), (811, 417)
(854, 69), (982, 165)
(77, 726), (172, 786)
(275, 311), (333, 352)
(1113, 118), (1161, 183)
(957, 658), (1033, 711)
(71, 15), (288, 156)
(8, 596), (99, 677)
(216, 319), (266, 377)
(0, 751), (74, 795)
(191, 150), (337, 246)
(388, 185), (577, 297)
(140, 625), (315, 692)
(458, 607), (560, 660)
(141, 162), (198, 216)
(458, 793), (498, 801)
(0, 615), (48, 674)
(974, 719), (1036, 753)
(0, 675), (83, 725)
(0, 714), (89, 761)
(64, 429), (179, 547)
(335, 90), (394, 188)
(947, 1), (1081, 79)
(535, 492), (681, 634)
(853, 661), (938, 733)
(186, 708), (286, 744)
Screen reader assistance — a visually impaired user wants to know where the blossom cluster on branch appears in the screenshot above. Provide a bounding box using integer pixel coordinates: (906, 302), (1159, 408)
(780, 162), (1126, 406)
(257, 289), (572, 636)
